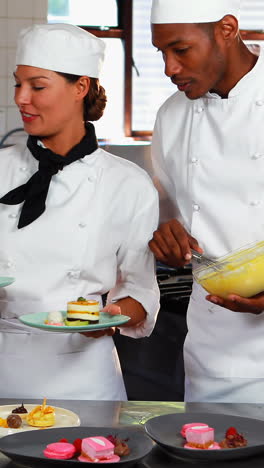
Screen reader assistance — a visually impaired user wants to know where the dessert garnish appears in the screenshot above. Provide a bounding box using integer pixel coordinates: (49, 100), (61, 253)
(107, 434), (131, 456)
(45, 311), (64, 326)
(11, 402), (28, 419)
(6, 414), (22, 429)
(73, 438), (83, 455)
(27, 398), (55, 427)
(0, 417), (8, 428)
(219, 426), (248, 448)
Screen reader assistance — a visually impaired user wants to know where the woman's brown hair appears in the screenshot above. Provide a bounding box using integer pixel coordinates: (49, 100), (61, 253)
(57, 72), (107, 122)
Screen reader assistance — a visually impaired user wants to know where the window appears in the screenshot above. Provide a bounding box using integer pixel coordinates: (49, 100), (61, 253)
(240, 0), (264, 51)
(48, 0), (264, 140)
(132, 0), (174, 134)
(48, 0), (118, 27)
(48, 0), (124, 140)
(132, 0), (264, 136)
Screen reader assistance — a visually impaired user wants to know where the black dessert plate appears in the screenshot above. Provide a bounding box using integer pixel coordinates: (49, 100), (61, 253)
(145, 412), (264, 461)
(0, 425), (154, 466)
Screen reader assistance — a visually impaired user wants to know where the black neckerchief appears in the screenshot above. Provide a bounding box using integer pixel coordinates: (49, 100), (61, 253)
(0, 122), (98, 229)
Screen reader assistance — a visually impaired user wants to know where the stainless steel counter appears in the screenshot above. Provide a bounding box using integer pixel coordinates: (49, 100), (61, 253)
(0, 400), (264, 467)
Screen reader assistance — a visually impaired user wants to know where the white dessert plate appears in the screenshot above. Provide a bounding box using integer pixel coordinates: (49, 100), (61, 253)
(0, 276), (15, 288)
(0, 404), (80, 437)
(19, 311), (131, 333)
(145, 412), (264, 461)
(0, 425), (154, 466)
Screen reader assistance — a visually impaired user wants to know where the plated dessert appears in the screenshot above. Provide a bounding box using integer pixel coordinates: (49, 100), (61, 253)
(11, 402), (28, 420)
(43, 434), (130, 463)
(0, 425), (151, 467)
(0, 399), (80, 434)
(45, 297), (100, 327)
(0, 399), (55, 430)
(181, 422), (247, 450)
(65, 297), (100, 326)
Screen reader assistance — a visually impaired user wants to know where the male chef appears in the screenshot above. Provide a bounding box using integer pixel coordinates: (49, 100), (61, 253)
(149, 0), (264, 402)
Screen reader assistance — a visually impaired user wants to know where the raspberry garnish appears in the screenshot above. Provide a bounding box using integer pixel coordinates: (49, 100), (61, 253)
(73, 438), (82, 454)
(225, 427), (238, 437)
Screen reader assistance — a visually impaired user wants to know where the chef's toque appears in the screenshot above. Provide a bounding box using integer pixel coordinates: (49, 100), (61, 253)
(151, 0), (242, 24)
(16, 23), (105, 78)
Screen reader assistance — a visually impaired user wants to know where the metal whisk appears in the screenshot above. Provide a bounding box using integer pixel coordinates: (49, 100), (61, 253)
(191, 249), (223, 271)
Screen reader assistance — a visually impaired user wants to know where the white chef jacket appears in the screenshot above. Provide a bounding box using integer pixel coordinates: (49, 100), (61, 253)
(0, 143), (160, 400)
(152, 46), (264, 403)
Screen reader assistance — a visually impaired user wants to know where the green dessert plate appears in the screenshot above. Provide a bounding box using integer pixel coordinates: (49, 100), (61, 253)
(19, 311), (131, 333)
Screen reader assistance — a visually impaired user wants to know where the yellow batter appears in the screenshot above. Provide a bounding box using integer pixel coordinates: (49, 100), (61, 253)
(196, 241), (264, 299)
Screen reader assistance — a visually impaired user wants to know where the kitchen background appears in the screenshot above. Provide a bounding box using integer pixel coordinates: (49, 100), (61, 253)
(0, 0), (263, 401)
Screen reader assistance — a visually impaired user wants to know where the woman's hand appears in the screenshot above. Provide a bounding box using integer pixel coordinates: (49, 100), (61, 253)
(81, 304), (121, 339)
(206, 291), (264, 315)
(149, 218), (203, 267)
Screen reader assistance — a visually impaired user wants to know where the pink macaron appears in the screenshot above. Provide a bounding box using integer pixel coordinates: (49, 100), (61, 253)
(43, 442), (76, 459)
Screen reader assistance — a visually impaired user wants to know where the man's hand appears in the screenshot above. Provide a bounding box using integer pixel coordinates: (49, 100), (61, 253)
(81, 303), (121, 339)
(149, 218), (203, 267)
(206, 291), (264, 315)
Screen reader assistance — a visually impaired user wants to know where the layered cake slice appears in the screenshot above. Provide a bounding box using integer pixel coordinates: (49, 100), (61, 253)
(78, 436), (120, 463)
(65, 297), (100, 326)
(185, 426), (216, 449)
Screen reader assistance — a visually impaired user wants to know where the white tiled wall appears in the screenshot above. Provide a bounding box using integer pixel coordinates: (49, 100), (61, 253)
(0, 0), (48, 145)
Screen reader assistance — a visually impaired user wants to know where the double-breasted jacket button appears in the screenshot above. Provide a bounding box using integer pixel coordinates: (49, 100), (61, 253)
(256, 100), (264, 106)
(193, 204), (200, 212)
(191, 157), (199, 164)
(68, 270), (81, 279)
(251, 153), (263, 160)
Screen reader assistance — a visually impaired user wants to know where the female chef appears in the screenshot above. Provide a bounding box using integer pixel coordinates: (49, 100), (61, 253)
(0, 23), (159, 399)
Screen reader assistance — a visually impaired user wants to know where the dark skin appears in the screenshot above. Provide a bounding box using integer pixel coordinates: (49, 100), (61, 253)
(149, 16), (263, 315)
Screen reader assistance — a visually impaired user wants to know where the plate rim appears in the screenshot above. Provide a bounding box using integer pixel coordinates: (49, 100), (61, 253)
(0, 276), (15, 287)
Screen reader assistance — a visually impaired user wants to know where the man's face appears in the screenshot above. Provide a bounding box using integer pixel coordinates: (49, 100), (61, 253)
(152, 22), (227, 100)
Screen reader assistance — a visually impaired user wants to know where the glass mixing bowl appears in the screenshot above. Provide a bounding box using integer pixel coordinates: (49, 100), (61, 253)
(193, 240), (264, 299)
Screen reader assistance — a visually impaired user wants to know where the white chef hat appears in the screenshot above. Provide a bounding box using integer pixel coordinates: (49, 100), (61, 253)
(15, 23), (105, 78)
(151, 0), (242, 24)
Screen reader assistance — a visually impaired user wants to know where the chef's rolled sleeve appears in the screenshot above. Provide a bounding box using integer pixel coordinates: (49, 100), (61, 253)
(108, 250), (160, 338)
(107, 177), (160, 338)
